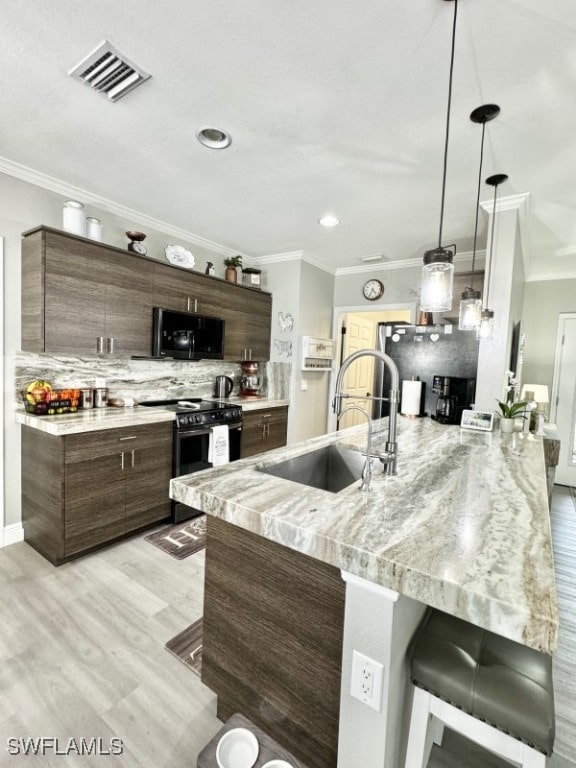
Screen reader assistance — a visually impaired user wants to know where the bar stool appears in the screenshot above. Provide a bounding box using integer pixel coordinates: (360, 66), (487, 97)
(405, 610), (555, 768)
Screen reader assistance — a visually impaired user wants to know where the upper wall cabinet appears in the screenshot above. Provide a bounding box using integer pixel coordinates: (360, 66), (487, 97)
(22, 228), (154, 356)
(21, 227), (272, 361)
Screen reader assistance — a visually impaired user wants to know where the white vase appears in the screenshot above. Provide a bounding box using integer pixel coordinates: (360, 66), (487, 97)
(500, 417), (515, 433)
(86, 217), (103, 241)
(62, 200), (86, 236)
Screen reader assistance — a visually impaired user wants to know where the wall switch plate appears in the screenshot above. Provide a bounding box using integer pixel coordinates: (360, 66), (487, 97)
(350, 650), (384, 712)
(300, 379), (308, 391)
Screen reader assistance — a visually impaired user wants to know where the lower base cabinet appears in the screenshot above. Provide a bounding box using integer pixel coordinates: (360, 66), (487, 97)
(21, 422), (172, 565)
(241, 406), (288, 458)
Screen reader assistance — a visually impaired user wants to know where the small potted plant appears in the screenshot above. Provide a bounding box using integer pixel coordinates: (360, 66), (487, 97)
(496, 399), (528, 433)
(224, 255), (242, 283)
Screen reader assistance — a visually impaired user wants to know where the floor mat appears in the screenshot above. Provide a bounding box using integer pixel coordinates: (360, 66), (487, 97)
(144, 516), (206, 559)
(165, 618), (203, 676)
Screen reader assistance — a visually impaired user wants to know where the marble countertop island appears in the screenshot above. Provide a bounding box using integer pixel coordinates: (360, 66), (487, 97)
(171, 416), (558, 653)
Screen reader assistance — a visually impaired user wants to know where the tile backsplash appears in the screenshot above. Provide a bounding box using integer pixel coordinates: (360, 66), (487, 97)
(15, 352), (291, 405)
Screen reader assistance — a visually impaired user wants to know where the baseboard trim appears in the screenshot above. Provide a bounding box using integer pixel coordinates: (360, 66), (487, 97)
(2, 523), (24, 547)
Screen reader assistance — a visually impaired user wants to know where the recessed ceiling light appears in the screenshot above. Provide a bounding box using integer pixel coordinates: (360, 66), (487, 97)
(196, 127), (232, 149)
(318, 214), (340, 228)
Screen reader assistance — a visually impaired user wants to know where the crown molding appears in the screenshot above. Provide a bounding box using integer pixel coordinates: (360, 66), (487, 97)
(251, 249), (336, 275)
(334, 249), (483, 276)
(0, 155), (238, 258)
(526, 270), (576, 282)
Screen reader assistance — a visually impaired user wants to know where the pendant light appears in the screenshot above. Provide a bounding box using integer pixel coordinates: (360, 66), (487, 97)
(477, 173), (508, 340)
(458, 104), (500, 331)
(420, 0), (459, 313)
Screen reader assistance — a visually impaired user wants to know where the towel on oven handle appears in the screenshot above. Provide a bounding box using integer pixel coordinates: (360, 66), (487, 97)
(208, 424), (230, 466)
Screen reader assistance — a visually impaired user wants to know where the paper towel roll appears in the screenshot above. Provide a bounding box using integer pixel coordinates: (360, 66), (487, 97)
(401, 380), (422, 417)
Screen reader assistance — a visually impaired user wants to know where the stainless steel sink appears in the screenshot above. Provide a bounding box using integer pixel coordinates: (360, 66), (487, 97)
(259, 444), (365, 493)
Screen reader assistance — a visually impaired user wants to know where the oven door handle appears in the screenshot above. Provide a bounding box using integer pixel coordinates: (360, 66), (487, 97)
(177, 422), (242, 437)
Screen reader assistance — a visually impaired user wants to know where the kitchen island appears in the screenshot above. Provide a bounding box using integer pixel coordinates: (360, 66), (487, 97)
(170, 416), (558, 768)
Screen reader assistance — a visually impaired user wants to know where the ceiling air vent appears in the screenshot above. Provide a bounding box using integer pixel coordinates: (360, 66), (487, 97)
(68, 41), (151, 102)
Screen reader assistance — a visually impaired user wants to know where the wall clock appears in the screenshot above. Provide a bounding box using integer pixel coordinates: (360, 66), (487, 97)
(362, 279), (385, 301)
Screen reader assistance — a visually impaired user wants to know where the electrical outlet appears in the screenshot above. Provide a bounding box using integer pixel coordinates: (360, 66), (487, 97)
(350, 650), (384, 712)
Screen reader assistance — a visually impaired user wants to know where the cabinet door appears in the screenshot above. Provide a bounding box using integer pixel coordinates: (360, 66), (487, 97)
(153, 263), (192, 312)
(262, 406), (288, 452)
(44, 233), (107, 354)
(105, 252), (154, 356)
(124, 423), (173, 532)
(241, 407), (288, 458)
(64, 430), (126, 556)
(244, 291), (272, 361)
(220, 286), (272, 361)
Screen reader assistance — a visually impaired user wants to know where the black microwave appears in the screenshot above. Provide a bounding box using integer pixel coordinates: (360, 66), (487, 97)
(152, 307), (224, 360)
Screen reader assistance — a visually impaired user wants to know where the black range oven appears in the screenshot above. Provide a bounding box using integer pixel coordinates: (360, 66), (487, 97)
(140, 398), (242, 523)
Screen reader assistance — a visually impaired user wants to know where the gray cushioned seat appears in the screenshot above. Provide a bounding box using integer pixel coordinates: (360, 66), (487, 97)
(410, 610), (555, 756)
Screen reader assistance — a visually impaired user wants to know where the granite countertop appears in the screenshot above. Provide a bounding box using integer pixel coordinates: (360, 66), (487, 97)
(15, 398), (290, 435)
(170, 416), (558, 654)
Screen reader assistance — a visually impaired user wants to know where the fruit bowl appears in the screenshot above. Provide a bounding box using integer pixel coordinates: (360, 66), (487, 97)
(22, 386), (80, 415)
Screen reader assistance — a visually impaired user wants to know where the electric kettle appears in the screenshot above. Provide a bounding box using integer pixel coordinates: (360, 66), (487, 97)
(214, 375), (233, 399)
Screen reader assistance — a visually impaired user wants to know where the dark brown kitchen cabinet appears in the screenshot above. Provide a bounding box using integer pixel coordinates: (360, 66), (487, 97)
(241, 406), (288, 458)
(222, 288), (272, 361)
(153, 263), (230, 317)
(21, 422), (172, 565)
(22, 225), (273, 360)
(22, 227), (154, 356)
(155, 262), (272, 361)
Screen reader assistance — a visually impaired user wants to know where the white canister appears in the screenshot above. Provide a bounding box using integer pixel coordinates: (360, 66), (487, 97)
(63, 200), (86, 236)
(86, 217), (103, 241)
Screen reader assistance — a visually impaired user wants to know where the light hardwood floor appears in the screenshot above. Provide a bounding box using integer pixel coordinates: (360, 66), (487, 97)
(1, 486), (574, 768)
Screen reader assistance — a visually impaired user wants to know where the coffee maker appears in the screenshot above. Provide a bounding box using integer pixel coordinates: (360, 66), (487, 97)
(432, 375), (476, 425)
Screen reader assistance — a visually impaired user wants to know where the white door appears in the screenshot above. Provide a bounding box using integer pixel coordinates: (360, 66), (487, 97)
(338, 314), (376, 428)
(551, 313), (576, 486)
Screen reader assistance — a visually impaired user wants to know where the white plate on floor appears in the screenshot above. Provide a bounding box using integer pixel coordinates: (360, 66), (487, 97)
(216, 727), (259, 768)
(165, 244), (195, 269)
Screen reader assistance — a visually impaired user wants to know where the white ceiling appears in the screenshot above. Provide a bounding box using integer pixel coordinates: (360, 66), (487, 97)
(2, 0), (576, 280)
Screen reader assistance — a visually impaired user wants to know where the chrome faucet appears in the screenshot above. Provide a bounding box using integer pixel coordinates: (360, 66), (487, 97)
(338, 405), (373, 491)
(333, 348), (400, 475)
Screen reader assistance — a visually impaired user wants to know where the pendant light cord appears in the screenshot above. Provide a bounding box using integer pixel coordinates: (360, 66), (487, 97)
(470, 120), (486, 291)
(484, 181), (499, 308)
(438, 0), (458, 248)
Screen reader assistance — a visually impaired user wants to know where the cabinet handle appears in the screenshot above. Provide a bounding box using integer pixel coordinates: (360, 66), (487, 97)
(121, 451), (125, 470)
(107, 337), (115, 354)
(194, 298), (198, 313)
(96, 336), (104, 354)
(187, 297), (190, 312)
(120, 435), (138, 441)
(131, 449), (135, 468)
(248, 348), (252, 360)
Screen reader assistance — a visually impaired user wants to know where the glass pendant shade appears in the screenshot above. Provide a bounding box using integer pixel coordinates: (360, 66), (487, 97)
(477, 308), (494, 340)
(420, 248), (454, 312)
(458, 288), (482, 331)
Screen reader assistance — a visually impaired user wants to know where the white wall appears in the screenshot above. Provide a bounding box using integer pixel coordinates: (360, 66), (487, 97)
(522, 278), (576, 393)
(291, 261), (335, 443)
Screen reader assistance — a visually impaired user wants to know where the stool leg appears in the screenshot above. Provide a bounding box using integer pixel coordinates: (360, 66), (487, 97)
(405, 686), (432, 768)
(431, 717), (445, 747)
(521, 744), (547, 768)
